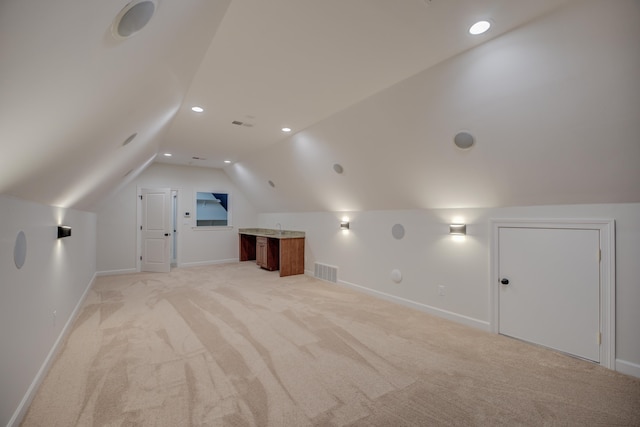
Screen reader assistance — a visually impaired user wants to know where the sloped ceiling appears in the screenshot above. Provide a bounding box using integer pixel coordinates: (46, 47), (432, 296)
(0, 0), (232, 210)
(1, 0), (639, 213)
(226, 0), (640, 212)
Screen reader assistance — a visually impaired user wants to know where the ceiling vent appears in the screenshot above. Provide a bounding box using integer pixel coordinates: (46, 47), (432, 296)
(231, 120), (254, 127)
(112, 0), (156, 39)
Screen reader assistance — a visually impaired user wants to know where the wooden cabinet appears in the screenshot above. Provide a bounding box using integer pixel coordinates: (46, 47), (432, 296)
(279, 238), (304, 276)
(239, 230), (304, 276)
(256, 236), (279, 271)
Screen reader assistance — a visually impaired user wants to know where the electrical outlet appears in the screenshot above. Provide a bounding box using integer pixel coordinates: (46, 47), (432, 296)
(438, 285), (445, 296)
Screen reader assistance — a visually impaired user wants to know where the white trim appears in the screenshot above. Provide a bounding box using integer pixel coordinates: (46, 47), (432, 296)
(615, 359), (640, 379)
(489, 218), (615, 369)
(303, 269), (490, 331)
(179, 258), (239, 268)
(191, 226), (234, 231)
(136, 186), (142, 272)
(96, 268), (138, 276)
(8, 272), (97, 427)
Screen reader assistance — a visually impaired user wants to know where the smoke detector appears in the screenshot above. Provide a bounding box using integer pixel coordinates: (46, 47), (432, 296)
(112, 0), (156, 39)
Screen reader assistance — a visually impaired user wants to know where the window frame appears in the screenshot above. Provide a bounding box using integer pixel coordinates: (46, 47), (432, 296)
(193, 190), (232, 229)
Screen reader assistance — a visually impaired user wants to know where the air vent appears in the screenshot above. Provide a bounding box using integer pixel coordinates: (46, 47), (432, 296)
(314, 262), (337, 283)
(232, 120), (254, 127)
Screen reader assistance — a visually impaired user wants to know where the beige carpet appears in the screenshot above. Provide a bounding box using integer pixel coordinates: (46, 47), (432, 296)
(22, 262), (640, 426)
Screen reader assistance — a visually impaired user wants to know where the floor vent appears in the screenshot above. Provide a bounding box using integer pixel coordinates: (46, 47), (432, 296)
(314, 262), (337, 283)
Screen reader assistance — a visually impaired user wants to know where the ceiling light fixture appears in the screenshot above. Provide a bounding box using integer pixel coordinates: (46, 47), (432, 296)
(163, 153), (172, 157)
(281, 127), (292, 132)
(224, 160), (231, 164)
(469, 20), (491, 35)
(191, 106), (204, 113)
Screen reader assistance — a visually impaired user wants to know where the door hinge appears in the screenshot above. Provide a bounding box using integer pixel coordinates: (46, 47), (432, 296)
(139, 195), (143, 200)
(598, 249), (601, 262)
(598, 332), (602, 345)
(140, 225), (143, 230)
(140, 255), (142, 261)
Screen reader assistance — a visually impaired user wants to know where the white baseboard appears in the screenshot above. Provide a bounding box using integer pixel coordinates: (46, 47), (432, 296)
(8, 272), (97, 427)
(615, 359), (640, 378)
(179, 258), (239, 268)
(304, 270), (489, 331)
(96, 268), (137, 276)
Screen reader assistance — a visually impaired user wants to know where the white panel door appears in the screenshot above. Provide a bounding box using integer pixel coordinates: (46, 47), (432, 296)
(141, 188), (171, 273)
(498, 227), (600, 362)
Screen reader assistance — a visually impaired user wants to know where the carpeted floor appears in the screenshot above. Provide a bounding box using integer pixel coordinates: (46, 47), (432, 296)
(22, 262), (640, 426)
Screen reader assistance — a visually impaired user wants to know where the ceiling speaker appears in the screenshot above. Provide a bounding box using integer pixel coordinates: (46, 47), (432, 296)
(113, 1), (156, 39)
(454, 131), (475, 149)
(391, 224), (405, 240)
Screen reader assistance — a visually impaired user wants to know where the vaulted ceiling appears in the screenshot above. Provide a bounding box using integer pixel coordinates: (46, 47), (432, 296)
(1, 0), (638, 212)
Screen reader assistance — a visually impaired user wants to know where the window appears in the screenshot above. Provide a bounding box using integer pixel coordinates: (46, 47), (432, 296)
(195, 191), (230, 227)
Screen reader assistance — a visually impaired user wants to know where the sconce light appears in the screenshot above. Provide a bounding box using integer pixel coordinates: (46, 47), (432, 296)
(57, 225), (72, 239)
(449, 224), (466, 235)
(340, 221), (350, 230)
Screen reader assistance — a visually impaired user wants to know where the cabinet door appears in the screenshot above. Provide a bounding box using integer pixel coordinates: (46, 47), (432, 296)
(256, 237), (267, 267)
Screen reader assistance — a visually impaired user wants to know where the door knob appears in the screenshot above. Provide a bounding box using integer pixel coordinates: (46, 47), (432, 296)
(501, 278), (510, 285)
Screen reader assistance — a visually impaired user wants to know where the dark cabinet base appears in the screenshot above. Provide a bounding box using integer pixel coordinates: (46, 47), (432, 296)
(239, 234), (304, 277)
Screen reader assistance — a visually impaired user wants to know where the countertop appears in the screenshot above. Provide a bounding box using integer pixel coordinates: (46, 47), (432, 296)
(238, 228), (305, 239)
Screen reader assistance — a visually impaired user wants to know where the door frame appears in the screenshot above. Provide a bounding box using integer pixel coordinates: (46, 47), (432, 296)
(489, 219), (615, 369)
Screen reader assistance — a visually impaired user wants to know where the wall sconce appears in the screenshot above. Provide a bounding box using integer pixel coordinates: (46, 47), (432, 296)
(449, 224), (466, 235)
(340, 221), (350, 230)
(57, 225), (72, 238)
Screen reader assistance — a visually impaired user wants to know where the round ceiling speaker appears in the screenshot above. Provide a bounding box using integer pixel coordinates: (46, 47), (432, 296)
(14, 231), (27, 269)
(113, 0), (156, 39)
(122, 132), (137, 146)
(454, 131), (475, 149)
(391, 224), (405, 240)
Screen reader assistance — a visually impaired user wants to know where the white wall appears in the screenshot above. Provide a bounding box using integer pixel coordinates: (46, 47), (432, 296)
(259, 202), (640, 377)
(0, 195), (97, 426)
(227, 0), (640, 213)
(97, 163), (258, 273)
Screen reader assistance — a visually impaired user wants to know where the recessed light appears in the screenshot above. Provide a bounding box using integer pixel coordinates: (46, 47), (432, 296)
(281, 127), (292, 132)
(191, 106), (204, 113)
(469, 20), (491, 35)
(224, 160), (231, 164)
(163, 153), (172, 157)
